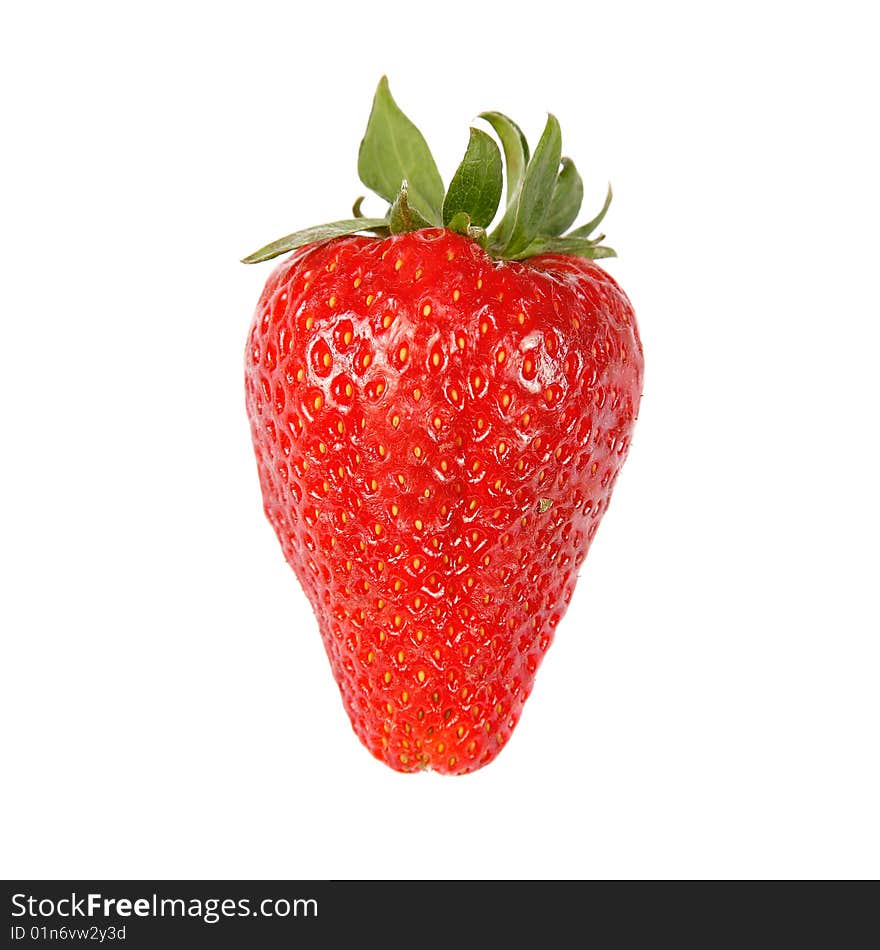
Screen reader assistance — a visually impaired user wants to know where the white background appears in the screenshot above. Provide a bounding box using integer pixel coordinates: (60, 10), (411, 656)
(2, 0), (878, 880)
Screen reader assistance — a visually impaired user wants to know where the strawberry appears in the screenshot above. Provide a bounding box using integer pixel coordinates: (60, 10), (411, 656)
(243, 78), (643, 774)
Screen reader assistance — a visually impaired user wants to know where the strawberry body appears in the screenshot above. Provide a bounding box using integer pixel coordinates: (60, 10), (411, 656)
(245, 229), (642, 773)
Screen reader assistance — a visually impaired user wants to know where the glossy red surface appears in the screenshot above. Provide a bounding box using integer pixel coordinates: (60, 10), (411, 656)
(245, 229), (643, 773)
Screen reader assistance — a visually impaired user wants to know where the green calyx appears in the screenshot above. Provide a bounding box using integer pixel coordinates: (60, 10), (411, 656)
(241, 76), (616, 265)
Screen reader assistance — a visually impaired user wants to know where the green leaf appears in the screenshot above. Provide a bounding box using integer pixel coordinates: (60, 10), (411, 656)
(583, 244), (617, 259)
(241, 218), (389, 264)
(568, 183), (613, 238)
(357, 76), (444, 225)
(508, 234), (617, 261)
(479, 111), (529, 191)
(442, 128), (503, 229)
(543, 157), (584, 236)
(479, 111), (530, 247)
(389, 180), (432, 234)
(501, 114), (563, 257)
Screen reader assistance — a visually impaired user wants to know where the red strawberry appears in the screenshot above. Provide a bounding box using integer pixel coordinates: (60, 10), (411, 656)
(243, 78), (643, 774)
